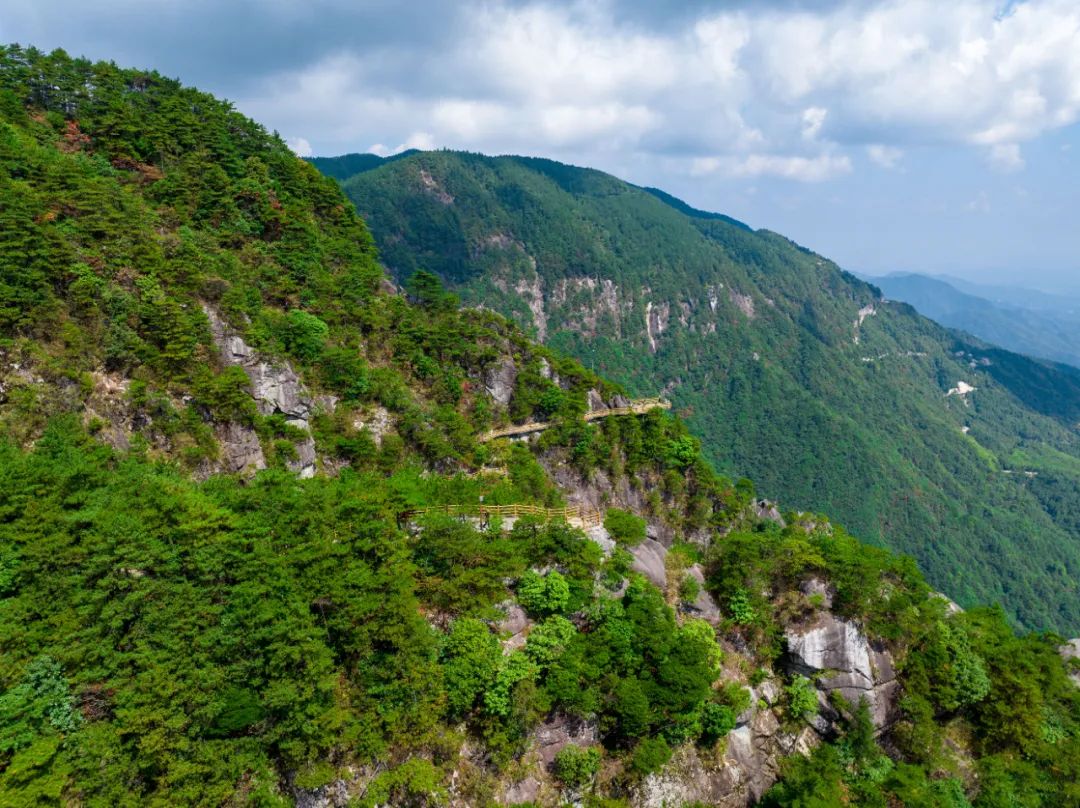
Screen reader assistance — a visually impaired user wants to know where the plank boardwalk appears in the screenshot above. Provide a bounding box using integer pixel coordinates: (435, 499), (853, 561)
(402, 503), (603, 529)
(479, 397), (671, 442)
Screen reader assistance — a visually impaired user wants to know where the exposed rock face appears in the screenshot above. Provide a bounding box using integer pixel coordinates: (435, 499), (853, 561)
(729, 289), (755, 319)
(686, 564), (722, 623)
(784, 615), (898, 729)
(483, 358), (518, 407)
(629, 538), (668, 590)
(799, 577), (834, 609)
(293, 779), (350, 808)
(633, 676), (817, 807)
(533, 714), (598, 767)
(501, 777), (542, 805)
(585, 525), (616, 556)
(352, 406), (393, 446)
(215, 421), (266, 474)
(753, 499), (785, 526)
(514, 275), (548, 341)
(933, 591), (965, 615)
(203, 305), (321, 477)
(644, 300), (670, 352)
(1061, 639), (1080, 687)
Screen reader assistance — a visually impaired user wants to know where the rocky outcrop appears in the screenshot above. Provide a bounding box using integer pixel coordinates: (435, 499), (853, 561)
(633, 676), (816, 807)
(1061, 639), (1080, 687)
(533, 714), (598, 767)
(629, 538), (668, 590)
(293, 779), (351, 808)
(783, 614), (898, 730)
(753, 499), (785, 526)
(483, 358), (518, 407)
(215, 421), (266, 475)
(203, 305), (322, 477)
(495, 601), (531, 653)
(352, 406), (393, 446)
(686, 564), (722, 623)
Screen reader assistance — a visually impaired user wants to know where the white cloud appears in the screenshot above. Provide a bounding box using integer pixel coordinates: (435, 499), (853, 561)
(802, 107), (828, 141)
(867, 145), (903, 168)
(286, 136), (313, 157)
(988, 142), (1025, 171)
(235, 0), (1080, 180)
(967, 190), (992, 212)
(693, 153), (853, 182)
(369, 132), (437, 157)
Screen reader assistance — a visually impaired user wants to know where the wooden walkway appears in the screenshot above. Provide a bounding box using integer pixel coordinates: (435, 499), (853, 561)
(402, 503), (603, 529)
(479, 397), (671, 442)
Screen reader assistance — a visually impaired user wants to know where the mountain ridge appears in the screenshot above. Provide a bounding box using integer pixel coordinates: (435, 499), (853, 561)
(327, 148), (1080, 633)
(1, 47), (1079, 808)
(863, 271), (1080, 370)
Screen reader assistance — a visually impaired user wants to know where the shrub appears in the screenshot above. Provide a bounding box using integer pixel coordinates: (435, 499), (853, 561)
(665, 435), (698, 469)
(192, 365), (257, 424)
(700, 702), (737, 745)
(629, 737), (672, 776)
(358, 759), (446, 808)
(604, 508), (646, 546)
(282, 309), (329, 361)
(679, 574), (701, 603)
(785, 676), (818, 722)
(318, 346), (370, 400)
(727, 589), (756, 626)
(553, 745), (601, 789)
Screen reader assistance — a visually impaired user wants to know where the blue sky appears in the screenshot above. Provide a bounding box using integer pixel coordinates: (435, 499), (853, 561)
(3, 0), (1079, 291)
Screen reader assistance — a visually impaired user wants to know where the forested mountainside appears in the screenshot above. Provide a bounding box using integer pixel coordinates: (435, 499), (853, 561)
(329, 149), (1080, 635)
(1, 46), (1079, 807)
(867, 272), (1080, 370)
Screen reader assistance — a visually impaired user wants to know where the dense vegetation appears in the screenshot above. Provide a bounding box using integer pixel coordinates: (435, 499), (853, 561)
(1, 46), (1078, 806)
(331, 149), (1080, 634)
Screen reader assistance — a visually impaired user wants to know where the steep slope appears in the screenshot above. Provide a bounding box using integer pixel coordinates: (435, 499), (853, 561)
(1, 46), (1079, 808)
(333, 150), (1080, 633)
(868, 271), (1080, 369)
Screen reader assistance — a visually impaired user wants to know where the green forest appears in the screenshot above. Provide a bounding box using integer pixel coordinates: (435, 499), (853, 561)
(334, 148), (1080, 635)
(1, 45), (1079, 807)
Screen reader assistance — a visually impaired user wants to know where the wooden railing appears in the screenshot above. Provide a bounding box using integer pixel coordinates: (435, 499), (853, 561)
(402, 503), (603, 528)
(479, 397), (671, 442)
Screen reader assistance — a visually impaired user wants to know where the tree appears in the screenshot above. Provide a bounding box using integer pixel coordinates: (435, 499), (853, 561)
(442, 618), (501, 719)
(517, 569), (571, 616)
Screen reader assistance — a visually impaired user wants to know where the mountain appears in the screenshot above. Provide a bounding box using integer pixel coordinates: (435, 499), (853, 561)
(940, 274), (1080, 313)
(329, 149), (1080, 634)
(865, 271), (1080, 369)
(306, 149), (419, 182)
(2, 46), (1079, 807)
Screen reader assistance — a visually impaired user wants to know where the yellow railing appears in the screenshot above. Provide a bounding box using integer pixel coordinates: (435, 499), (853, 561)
(402, 503), (603, 528)
(479, 397), (671, 442)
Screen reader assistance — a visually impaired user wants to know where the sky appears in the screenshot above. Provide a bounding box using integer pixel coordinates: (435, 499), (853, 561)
(3, 0), (1080, 291)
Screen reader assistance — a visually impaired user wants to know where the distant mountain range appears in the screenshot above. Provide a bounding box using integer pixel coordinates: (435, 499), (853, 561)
(863, 272), (1080, 369)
